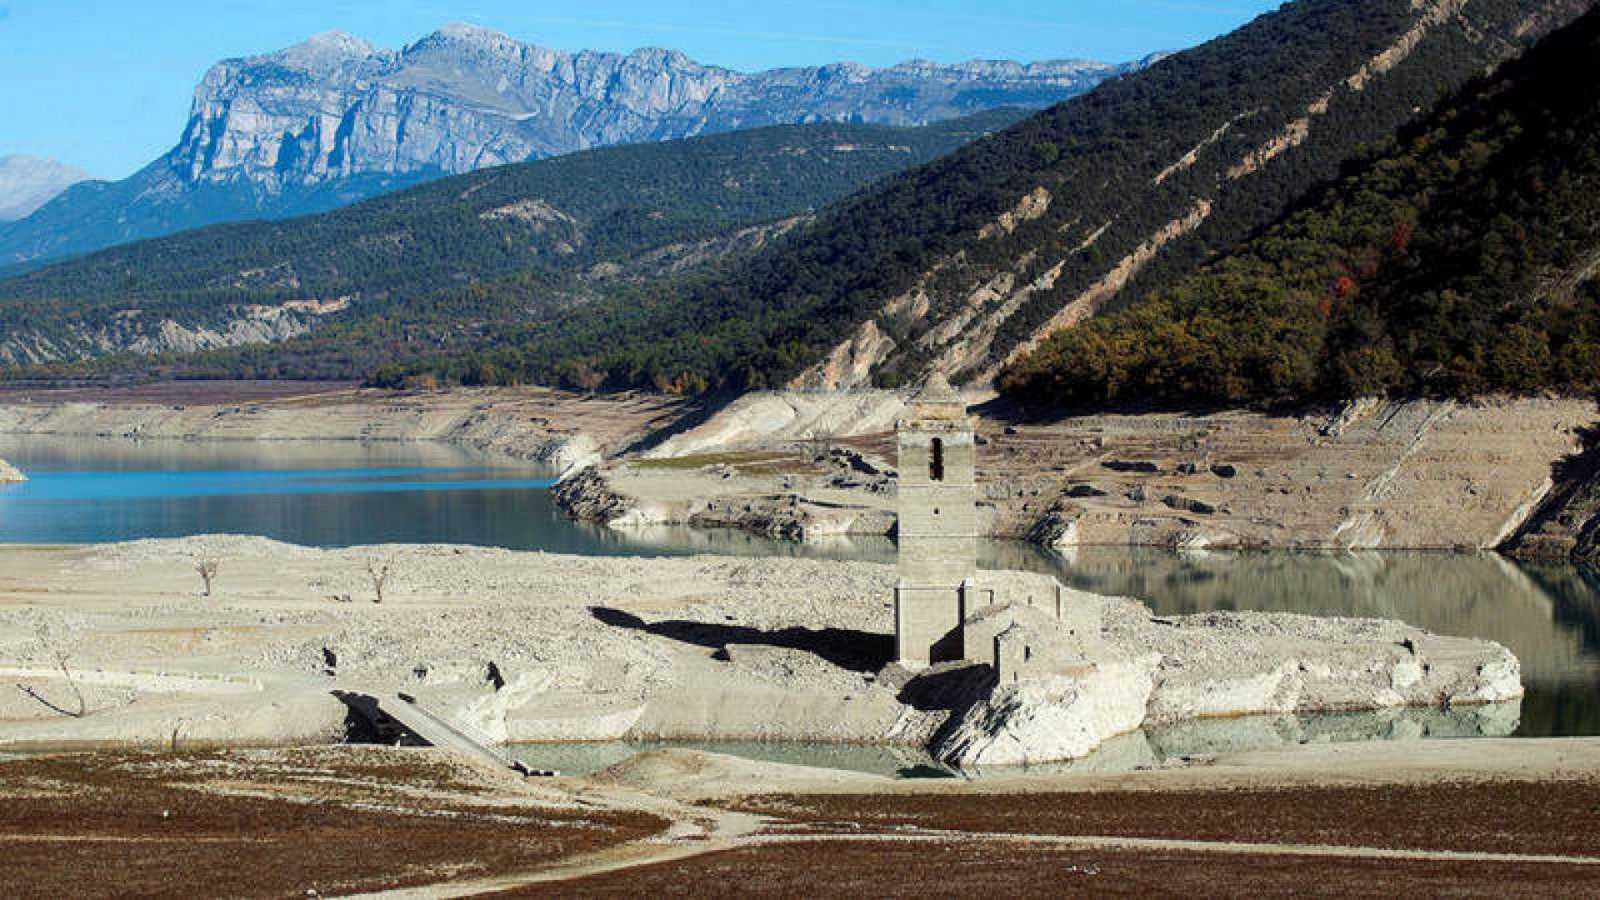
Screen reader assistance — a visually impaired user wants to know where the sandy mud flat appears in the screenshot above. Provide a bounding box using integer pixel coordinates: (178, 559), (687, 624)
(2, 385), (1594, 558)
(0, 536), (1519, 767)
(558, 390), (1600, 558)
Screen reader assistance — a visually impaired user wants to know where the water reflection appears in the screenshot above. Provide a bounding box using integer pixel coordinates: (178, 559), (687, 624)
(984, 545), (1600, 737)
(1, 434), (1596, 735)
(506, 701), (1524, 780)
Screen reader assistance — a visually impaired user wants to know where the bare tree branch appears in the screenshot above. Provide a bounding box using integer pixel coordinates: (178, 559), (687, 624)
(366, 558), (392, 604)
(16, 622), (86, 718)
(196, 559), (220, 597)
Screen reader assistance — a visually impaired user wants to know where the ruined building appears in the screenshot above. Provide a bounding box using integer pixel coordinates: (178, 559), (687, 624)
(894, 374), (1102, 675)
(894, 373), (981, 666)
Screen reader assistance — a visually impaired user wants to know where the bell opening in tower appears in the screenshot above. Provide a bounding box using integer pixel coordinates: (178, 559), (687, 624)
(930, 437), (945, 482)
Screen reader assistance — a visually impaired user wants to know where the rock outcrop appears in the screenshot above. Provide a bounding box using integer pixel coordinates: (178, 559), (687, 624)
(1503, 428), (1600, 564)
(932, 591), (1524, 767)
(174, 26), (1137, 191)
(0, 459), (24, 483)
(554, 389), (1596, 554)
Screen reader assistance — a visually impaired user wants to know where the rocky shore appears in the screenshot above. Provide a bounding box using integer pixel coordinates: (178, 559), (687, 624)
(2, 384), (1595, 559)
(0, 458), (22, 482)
(553, 390), (1600, 562)
(0, 537), (1521, 766)
(0, 384), (691, 476)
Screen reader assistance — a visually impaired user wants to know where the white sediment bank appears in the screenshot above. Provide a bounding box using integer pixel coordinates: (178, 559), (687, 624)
(0, 458), (23, 482)
(0, 537), (1521, 766)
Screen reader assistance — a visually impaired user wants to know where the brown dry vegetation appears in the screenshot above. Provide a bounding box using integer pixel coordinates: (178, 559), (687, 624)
(505, 840), (1600, 898)
(734, 780), (1600, 857)
(630, 449), (828, 476)
(0, 747), (666, 899)
(5, 748), (1600, 898)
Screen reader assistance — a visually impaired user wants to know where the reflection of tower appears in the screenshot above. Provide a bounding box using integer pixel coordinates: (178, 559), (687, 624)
(895, 373), (979, 667)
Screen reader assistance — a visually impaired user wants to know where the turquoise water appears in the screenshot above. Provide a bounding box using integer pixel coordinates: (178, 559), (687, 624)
(1, 434), (1595, 739)
(0, 437), (569, 548)
(0, 436), (899, 559)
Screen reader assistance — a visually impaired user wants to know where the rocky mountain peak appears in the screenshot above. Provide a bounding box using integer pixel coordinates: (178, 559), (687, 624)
(0, 26), (1146, 264)
(162, 26), (1139, 194)
(265, 30), (384, 73)
(410, 22), (528, 57)
(431, 21), (505, 42)
(623, 46), (699, 68)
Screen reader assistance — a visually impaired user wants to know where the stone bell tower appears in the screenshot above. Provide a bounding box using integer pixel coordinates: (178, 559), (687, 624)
(895, 373), (979, 667)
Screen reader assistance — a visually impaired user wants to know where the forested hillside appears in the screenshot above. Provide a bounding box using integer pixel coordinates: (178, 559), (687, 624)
(0, 110), (1020, 368)
(345, 0), (1591, 393)
(9, 0), (1590, 395)
(1002, 6), (1600, 407)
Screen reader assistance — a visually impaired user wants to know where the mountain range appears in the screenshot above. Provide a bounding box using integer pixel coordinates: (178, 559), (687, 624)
(343, 0), (1590, 394)
(5, 0), (1597, 408)
(0, 155), (90, 222)
(0, 111), (1020, 368)
(0, 24), (1146, 265)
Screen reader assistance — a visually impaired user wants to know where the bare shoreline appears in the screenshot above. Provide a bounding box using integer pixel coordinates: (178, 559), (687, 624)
(0, 536), (1529, 767)
(4, 384), (1592, 557)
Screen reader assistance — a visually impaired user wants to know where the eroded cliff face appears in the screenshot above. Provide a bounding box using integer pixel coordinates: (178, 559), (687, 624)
(0, 28), (1139, 264)
(1505, 430), (1600, 564)
(169, 26), (1138, 191)
(0, 302), (342, 367)
(0, 25), (1139, 266)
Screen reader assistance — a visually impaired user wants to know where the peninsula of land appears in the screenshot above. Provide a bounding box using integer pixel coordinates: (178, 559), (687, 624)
(0, 536), (1521, 766)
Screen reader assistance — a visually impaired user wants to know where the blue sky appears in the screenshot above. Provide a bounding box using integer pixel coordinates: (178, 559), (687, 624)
(0, 0), (1282, 179)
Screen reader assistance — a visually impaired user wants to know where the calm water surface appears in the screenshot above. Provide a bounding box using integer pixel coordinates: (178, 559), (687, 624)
(1, 435), (1596, 752)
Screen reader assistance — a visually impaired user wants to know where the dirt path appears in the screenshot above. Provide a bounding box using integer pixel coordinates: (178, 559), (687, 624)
(371, 807), (771, 896)
(363, 740), (1600, 897)
(364, 820), (1600, 898)
(744, 830), (1600, 865)
(7, 743), (1599, 897)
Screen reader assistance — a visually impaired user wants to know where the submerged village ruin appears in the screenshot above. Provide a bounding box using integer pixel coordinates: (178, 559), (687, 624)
(0, 379), (1527, 770)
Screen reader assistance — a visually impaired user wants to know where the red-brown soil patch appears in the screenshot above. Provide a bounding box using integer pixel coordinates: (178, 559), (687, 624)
(735, 779), (1600, 857)
(0, 747), (665, 899)
(503, 839), (1600, 898)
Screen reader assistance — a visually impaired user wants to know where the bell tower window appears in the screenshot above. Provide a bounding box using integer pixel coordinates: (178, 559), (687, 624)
(930, 437), (945, 482)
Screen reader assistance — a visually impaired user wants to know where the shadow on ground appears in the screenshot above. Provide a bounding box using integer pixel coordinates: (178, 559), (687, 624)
(589, 606), (893, 673)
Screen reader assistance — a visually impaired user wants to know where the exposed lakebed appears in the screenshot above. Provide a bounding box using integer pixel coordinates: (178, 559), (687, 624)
(0, 435), (1595, 756)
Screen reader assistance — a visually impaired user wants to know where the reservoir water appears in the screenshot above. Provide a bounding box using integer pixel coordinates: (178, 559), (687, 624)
(1, 435), (1596, 745)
